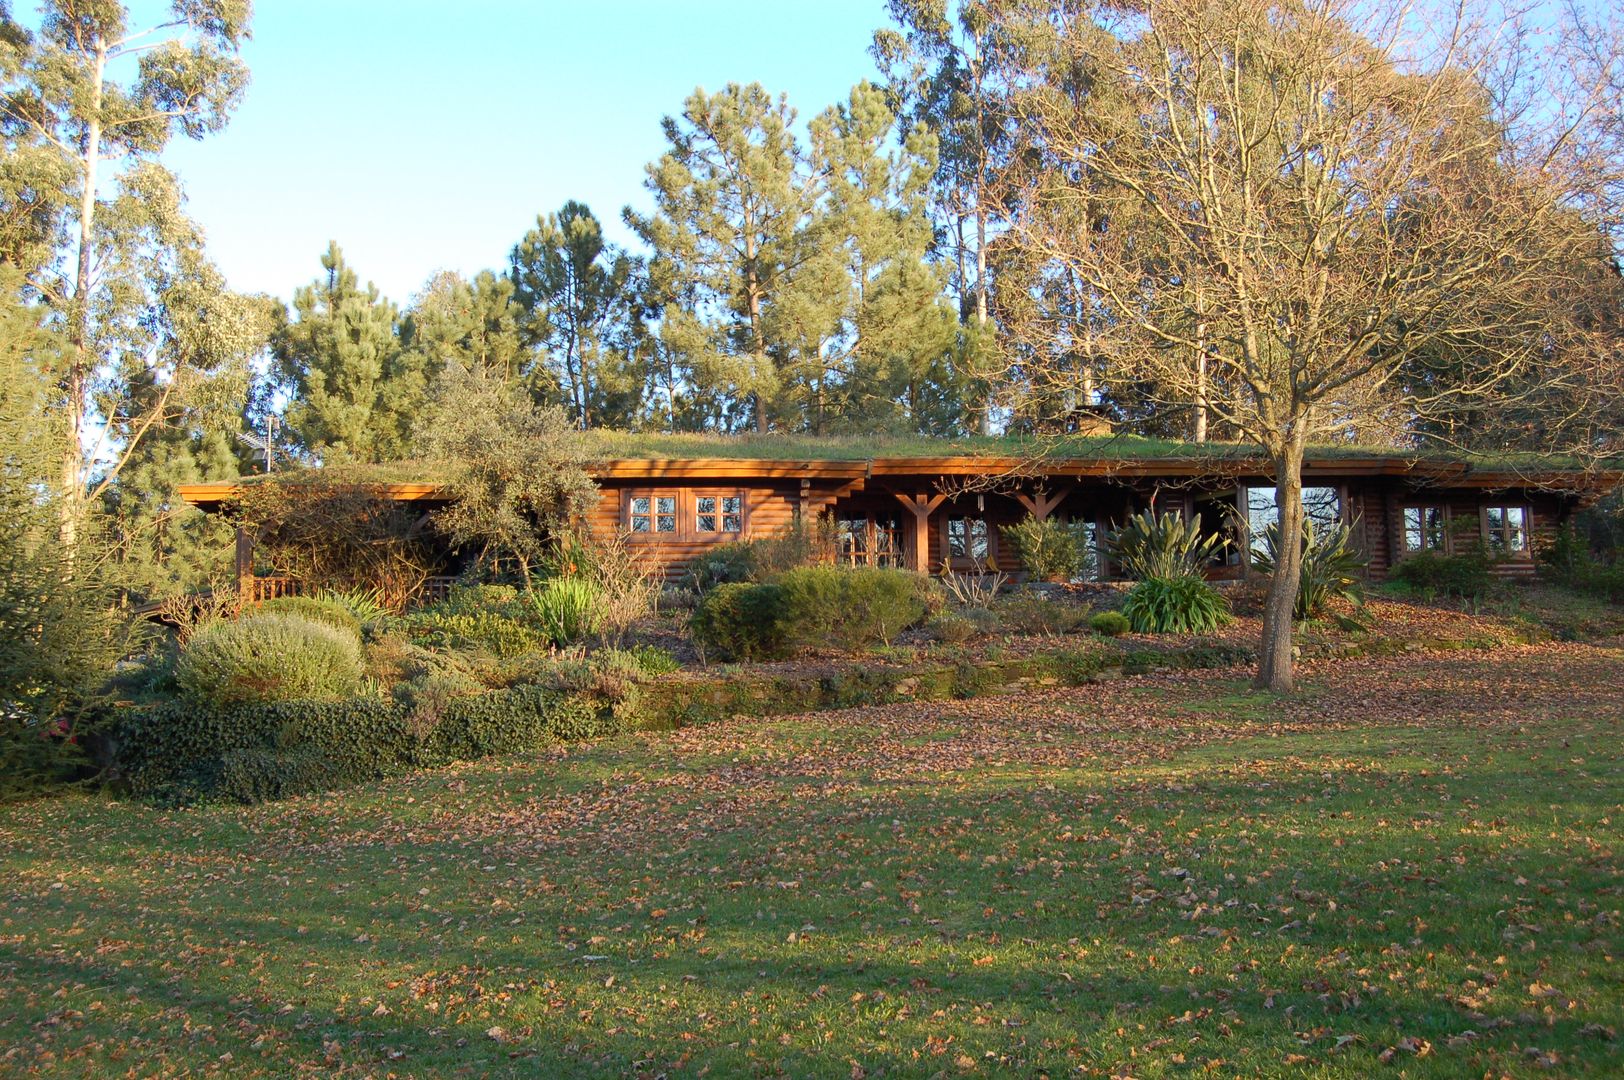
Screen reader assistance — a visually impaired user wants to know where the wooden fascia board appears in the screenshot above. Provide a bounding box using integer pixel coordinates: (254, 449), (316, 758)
(590, 459), (868, 481)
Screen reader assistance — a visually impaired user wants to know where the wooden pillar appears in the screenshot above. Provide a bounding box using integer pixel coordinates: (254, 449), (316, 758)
(234, 525), (254, 609)
(893, 492), (947, 574)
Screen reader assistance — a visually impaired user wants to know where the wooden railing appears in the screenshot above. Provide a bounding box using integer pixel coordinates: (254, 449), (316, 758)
(240, 574), (461, 610)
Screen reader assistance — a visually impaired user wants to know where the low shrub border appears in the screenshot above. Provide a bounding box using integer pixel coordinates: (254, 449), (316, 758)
(108, 615), (1551, 807)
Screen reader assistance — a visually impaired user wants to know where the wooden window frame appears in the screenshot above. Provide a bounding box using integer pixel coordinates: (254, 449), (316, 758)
(1480, 503), (1532, 558)
(1399, 504), (1451, 557)
(692, 489), (746, 537)
(622, 488), (748, 541)
(836, 513), (902, 568)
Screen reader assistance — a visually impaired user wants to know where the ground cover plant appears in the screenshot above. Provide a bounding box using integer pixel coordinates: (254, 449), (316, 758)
(2, 640), (1620, 1077)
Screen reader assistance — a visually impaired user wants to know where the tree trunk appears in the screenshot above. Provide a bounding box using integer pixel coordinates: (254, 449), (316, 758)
(62, 40), (107, 551)
(1254, 441), (1305, 692)
(1193, 324), (1209, 443)
(974, 205), (992, 437)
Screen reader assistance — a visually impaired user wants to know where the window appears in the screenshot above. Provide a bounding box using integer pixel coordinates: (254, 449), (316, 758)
(1245, 485), (1341, 555)
(840, 515), (901, 568)
(947, 516), (990, 562)
(1074, 518), (1101, 581)
(1402, 506), (1448, 552)
(696, 494), (743, 534)
(629, 494), (676, 534)
(1484, 505), (1529, 555)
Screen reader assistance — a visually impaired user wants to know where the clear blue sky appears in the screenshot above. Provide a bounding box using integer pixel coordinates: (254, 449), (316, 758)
(153, 0), (887, 305)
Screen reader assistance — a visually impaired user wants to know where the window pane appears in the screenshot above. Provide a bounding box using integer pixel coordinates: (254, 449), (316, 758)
(948, 519), (967, 558)
(631, 516), (650, 532)
(656, 515), (675, 532)
(1403, 507), (1422, 551)
(697, 514), (716, 532)
(722, 496), (741, 514)
(656, 497), (675, 515)
(722, 513), (741, 532)
(969, 519), (989, 559)
(631, 497), (649, 514)
(1303, 487), (1341, 532)
(1505, 506), (1528, 551)
(696, 496), (716, 515)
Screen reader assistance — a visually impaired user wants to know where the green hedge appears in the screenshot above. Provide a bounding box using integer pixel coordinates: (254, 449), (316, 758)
(115, 682), (625, 806)
(691, 567), (929, 660)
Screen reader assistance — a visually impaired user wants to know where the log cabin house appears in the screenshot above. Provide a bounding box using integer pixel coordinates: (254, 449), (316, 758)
(178, 437), (1621, 601)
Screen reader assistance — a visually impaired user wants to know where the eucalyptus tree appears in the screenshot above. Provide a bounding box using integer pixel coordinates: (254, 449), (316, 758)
(510, 201), (644, 429)
(992, 0), (1619, 690)
(0, 0), (256, 549)
(627, 82), (814, 433)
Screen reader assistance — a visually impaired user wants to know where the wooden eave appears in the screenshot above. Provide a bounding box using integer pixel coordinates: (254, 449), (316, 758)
(176, 481), (452, 509)
(178, 456), (1622, 511)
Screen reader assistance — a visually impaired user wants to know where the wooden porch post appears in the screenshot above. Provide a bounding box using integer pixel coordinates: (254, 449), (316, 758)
(893, 492), (947, 574)
(234, 525), (254, 610)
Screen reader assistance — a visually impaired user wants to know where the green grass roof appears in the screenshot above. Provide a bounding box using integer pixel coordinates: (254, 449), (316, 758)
(580, 429), (1595, 469)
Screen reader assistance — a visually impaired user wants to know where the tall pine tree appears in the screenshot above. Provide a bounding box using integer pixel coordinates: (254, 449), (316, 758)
(274, 243), (407, 462)
(510, 201), (645, 430)
(628, 83), (813, 433)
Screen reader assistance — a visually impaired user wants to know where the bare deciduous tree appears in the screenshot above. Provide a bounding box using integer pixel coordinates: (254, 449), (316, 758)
(990, 0), (1621, 690)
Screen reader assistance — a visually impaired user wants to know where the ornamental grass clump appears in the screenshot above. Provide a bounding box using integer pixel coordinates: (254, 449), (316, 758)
(175, 613), (363, 708)
(1121, 575), (1231, 634)
(529, 576), (604, 647)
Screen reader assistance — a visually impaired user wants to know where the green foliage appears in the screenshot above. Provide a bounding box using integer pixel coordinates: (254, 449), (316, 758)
(1089, 610), (1132, 637)
(684, 542), (759, 594)
(529, 576), (604, 647)
(690, 582), (791, 662)
(510, 201), (645, 427)
(417, 363), (596, 579)
(0, 483), (130, 798)
(252, 595), (362, 638)
(682, 521), (836, 594)
(1121, 575), (1232, 634)
(175, 614), (363, 708)
(1537, 528), (1624, 603)
(776, 566), (929, 649)
(116, 681), (625, 805)
(274, 243), (407, 462)
(398, 607), (545, 660)
(1107, 510), (1229, 581)
(1001, 517), (1092, 582)
(991, 591), (1089, 635)
(611, 645), (681, 677)
(925, 610), (976, 644)
(1251, 518), (1367, 619)
(318, 586), (393, 627)
(1388, 550), (1494, 599)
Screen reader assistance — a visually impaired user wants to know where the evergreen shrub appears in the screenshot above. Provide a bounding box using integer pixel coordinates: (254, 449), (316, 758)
(175, 614), (363, 707)
(689, 582), (790, 661)
(253, 595), (363, 638)
(1089, 610), (1131, 637)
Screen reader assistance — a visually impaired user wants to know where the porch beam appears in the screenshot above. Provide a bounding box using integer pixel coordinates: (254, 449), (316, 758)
(893, 491), (947, 574)
(1015, 484), (1074, 521)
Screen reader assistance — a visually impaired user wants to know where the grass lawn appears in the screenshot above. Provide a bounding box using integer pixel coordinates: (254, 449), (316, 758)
(2, 642), (1620, 1077)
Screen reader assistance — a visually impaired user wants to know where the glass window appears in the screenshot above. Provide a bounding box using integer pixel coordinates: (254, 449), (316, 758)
(1403, 506), (1447, 552)
(630, 493), (676, 534)
(838, 517), (868, 563)
(1075, 518), (1101, 581)
(695, 494), (742, 533)
(1246, 486), (1341, 555)
(1485, 505), (1528, 554)
(947, 517), (989, 561)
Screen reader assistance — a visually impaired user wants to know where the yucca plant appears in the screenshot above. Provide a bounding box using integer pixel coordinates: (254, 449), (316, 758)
(1121, 574), (1232, 634)
(1107, 509), (1229, 581)
(318, 586), (394, 627)
(1251, 518), (1367, 619)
